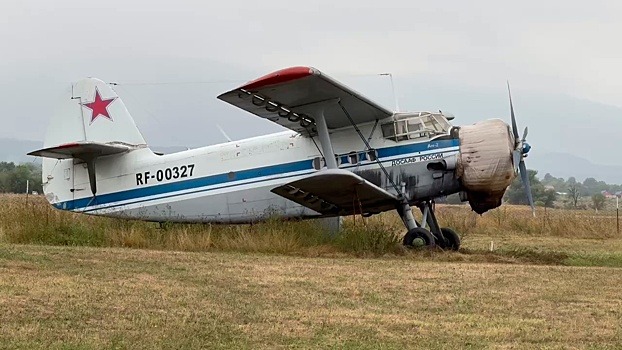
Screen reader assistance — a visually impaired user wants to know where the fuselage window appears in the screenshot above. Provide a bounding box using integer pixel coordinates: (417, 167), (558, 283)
(348, 151), (359, 164)
(381, 112), (452, 142)
(381, 123), (395, 139)
(367, 149), (378, 161)
(313, 157), (324, 170)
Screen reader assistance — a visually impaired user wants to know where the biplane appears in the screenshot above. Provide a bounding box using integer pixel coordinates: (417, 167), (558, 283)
(29, 67), (533, 250)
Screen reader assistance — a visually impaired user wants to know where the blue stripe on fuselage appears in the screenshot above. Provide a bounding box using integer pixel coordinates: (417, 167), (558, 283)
(376, 139), (456, 158)
(55, 138), (460, 211)
(56, 158), (313, 211)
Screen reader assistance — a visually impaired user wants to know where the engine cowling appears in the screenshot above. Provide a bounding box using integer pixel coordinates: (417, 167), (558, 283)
(456, 119), (516, 214)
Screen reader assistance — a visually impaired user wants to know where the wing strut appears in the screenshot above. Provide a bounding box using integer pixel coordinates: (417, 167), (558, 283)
(303, 99), (340, 169)
(337, 102), (402, 196)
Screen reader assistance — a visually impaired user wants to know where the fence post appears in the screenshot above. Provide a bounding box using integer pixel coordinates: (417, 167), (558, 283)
(617, 196), (619, 235)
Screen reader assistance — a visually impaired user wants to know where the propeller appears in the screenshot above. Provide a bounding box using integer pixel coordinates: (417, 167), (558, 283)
(507, 82), (535, 217)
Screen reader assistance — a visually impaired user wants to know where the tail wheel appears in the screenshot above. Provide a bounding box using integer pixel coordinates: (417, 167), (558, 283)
(440, 227), (460, 251)
(403, 227), (436, 248)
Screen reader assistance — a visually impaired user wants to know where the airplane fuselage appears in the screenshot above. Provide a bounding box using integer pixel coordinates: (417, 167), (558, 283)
(45, 121), (461, 223)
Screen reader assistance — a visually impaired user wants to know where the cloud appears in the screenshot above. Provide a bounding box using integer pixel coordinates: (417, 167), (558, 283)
(1, 0), (621, 150)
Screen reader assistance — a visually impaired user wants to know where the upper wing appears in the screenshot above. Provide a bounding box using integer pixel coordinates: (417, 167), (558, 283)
(271, 169), (398, 216)
(217, 67), (393, 135)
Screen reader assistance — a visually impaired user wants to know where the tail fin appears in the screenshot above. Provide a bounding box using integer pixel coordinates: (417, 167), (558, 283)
(43, 77), (146, 148)
(29, 78), (148, 201)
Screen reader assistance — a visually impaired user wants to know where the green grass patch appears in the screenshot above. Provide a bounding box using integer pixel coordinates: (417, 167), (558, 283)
(334, 221), (404, 256)
(564, 252), (622, 267)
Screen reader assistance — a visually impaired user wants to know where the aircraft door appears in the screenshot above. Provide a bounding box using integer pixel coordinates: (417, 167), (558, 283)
(72, 160), (91, 200)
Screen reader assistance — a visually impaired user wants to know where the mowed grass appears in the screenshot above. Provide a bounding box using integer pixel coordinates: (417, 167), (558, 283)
(1, 244), (621, 349)
(2, 195), (622, 348)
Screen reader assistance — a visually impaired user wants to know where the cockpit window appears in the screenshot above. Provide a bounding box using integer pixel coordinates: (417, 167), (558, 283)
(381, 112), (451, 142)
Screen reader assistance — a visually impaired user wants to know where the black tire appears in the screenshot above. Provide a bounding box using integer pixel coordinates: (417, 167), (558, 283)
(440, 227), (460, 251)
(403, 227), (436, 248)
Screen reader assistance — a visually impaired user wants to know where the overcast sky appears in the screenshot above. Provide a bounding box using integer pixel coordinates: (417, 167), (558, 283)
(1, 0), (621, 164)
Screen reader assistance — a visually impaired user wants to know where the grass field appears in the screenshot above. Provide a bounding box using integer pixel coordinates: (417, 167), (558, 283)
(1, 195), (622, 348)
(1, 244), (621, 349)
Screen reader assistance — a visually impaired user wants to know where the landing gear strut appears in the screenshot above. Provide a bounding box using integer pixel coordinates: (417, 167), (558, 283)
(397, 199), (461, 250)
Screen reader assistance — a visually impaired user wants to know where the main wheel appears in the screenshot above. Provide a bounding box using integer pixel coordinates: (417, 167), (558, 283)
(440, 227), (460, 251)
(403, 227), (436, 248)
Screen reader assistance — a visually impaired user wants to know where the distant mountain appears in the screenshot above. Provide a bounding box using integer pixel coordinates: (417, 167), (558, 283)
(0, 139), (42, 164)
(387, 77), (622, 168)
(528, 152), (622, 184)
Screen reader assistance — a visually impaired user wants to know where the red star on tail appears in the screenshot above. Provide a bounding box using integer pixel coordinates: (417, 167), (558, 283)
(82, 88), (116, 124)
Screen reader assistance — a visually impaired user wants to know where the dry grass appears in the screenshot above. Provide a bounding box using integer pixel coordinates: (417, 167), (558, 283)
(2, 195), (622, 348)
(437, 204), (620, 238)
(2, 194), (622, 264)
(0, 244), (621, 349)
(0, 194), (405, 256)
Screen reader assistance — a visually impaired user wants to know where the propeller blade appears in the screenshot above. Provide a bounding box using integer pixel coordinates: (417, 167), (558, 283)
(522, 126), (528, 142)
(512, 149), (522, 173)
(507, 82), (520, 141)
(519, 160), (536, 217)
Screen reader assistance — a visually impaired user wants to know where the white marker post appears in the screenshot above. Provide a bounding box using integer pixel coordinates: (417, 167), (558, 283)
(617, 196), (619, 235)
(26, 179), (29, 205)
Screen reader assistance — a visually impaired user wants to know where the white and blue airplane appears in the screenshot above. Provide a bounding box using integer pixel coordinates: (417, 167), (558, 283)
(29, 67), (534, 250)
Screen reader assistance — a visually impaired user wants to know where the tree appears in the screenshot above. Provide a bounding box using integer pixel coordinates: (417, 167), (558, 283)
(542, 189), (557, 208)
(567, 183), (582, 208)
(0, 162), (16, 172)
(592, 193), (606, 211)
(581, 177), (608, 196)
(541, 173), (566, 191)
(505, 169), (550, 206)
(0, 162), (42, 194)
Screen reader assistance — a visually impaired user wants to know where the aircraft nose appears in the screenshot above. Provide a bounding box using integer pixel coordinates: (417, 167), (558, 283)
(522, 142), (531, 155)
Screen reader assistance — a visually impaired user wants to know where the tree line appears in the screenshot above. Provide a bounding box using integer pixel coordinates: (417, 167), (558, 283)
(0, 162), (43, 194)
(1, 159), (620, 210)
(504, 171), (620, 210)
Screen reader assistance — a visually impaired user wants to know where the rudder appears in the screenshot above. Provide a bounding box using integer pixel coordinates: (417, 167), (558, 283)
(30, 77), (149, 206)
(43, 78), (146, 148)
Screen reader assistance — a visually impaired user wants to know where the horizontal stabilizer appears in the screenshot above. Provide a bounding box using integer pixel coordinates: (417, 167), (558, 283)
(271, 169), (398, 216)
(28, 141), (130, 160)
